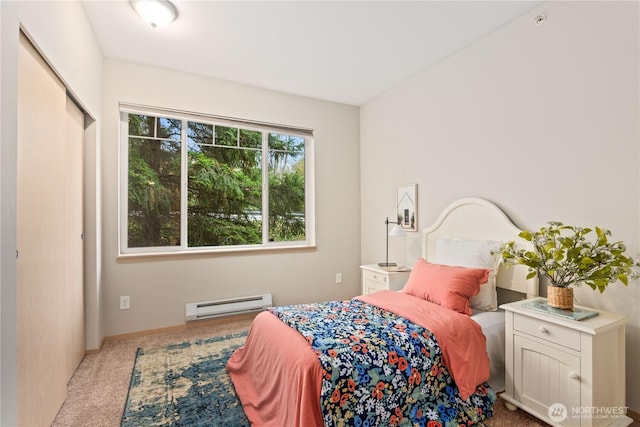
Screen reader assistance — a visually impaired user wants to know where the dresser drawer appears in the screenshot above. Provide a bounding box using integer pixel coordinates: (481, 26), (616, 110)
(363, 269), (388, 286)
(513, 313), (581, 351)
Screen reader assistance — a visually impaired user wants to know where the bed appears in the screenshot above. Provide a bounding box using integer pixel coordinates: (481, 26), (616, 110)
(227, 197), (538, 426)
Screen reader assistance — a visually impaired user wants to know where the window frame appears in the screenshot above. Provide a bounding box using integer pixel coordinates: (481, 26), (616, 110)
(118, 103), (315, 257)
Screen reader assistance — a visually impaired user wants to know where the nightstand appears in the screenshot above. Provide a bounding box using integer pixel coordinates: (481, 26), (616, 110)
(360, 264), (411, 295)
(500, 299), (631, 427)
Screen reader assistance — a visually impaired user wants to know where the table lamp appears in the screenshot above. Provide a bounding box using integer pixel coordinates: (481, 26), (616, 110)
(378, 217), (405, 267)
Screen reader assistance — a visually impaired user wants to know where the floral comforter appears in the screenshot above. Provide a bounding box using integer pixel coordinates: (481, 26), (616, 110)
(268, 298), (496, 427)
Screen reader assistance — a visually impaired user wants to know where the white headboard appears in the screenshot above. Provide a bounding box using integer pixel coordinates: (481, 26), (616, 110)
(422, 198), (539, 299)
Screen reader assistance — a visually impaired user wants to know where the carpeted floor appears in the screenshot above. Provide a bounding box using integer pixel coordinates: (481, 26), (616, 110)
(51, 315), (598, 427)
(52, 316), (255, 427)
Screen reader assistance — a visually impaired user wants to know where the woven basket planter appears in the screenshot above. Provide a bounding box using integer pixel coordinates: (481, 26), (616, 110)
(547, 285), (573, 310)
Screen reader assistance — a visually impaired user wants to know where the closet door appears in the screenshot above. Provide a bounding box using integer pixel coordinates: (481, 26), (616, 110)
(65, 97), (85, 381)
(17, 33), (85, 427)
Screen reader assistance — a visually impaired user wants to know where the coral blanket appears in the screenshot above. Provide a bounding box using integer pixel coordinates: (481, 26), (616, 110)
(226, 291), (491, 426)
(226, 310), (325, 426)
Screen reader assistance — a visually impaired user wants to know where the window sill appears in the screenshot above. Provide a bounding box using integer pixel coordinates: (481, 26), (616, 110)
(117, 244), (317, 261)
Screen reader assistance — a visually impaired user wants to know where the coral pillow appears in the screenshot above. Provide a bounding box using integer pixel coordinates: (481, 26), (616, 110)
(402, 259), (490, 315)
(435, 237), (502, 311)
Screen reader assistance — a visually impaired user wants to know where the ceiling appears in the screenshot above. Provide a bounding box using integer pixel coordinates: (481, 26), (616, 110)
(82, 1), (542, 106)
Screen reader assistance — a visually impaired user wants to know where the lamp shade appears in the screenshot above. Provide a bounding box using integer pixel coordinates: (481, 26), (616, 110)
(389, 224), (406, 237)
(131, 0), (177, 28)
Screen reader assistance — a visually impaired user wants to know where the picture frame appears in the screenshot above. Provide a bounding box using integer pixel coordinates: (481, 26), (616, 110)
(397, 184), (417, 232)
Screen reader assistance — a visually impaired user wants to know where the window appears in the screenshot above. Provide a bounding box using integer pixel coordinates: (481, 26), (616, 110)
(120, 105), (314, 255)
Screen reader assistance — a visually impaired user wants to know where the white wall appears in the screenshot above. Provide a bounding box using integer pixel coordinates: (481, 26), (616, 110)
(0, 1), (103, 424)
(102, 60), (361, 336)
(361, 0), (640, 412)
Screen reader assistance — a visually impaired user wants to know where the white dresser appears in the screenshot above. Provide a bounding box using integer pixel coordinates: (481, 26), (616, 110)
(501, 299), (631, 427)
(360, 264), (411, 295)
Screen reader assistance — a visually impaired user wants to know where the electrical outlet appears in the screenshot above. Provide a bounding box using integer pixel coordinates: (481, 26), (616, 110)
(336, 273), (343, 284)
(120, 295), (130, 310)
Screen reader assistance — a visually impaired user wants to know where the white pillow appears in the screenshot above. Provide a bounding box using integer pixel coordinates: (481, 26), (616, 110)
(434, 237), (502, 311)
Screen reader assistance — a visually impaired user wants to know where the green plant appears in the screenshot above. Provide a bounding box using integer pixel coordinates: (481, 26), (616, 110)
(500, 221), (640, 293)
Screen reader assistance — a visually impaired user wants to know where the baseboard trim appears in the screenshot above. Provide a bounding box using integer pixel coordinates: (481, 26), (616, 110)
(102, 312), (258, 344)
(627, 408), (639, 422)
(85, 339), (104, 355)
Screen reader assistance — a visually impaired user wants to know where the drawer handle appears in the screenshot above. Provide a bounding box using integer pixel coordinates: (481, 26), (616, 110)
(569, 372), (580, 381)
(538, 326), (549, 334)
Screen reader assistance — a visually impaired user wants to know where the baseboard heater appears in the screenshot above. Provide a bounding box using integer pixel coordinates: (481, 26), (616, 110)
(185, 293), (273, 322)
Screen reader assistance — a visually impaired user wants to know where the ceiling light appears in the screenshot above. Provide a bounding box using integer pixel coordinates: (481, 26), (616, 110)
(131, 0), (177, 28)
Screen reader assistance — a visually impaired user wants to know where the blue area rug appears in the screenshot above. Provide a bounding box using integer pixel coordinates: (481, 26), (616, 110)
(121, 331), (250, 427)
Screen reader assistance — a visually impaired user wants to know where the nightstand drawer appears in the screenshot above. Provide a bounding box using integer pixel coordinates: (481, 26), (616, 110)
(364, 281), (388, 294)
(361, 265), (411, 295)
(363, 269), (388, 286)
(513, 313), (581, 351)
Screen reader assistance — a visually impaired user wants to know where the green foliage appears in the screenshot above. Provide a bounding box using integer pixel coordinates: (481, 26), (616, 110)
(269, 171), (305, 241)
(186, 143), (263, 247)
(500, 221), (640, 293)
(266, 133), (305, 242)
(188, 215), (261, 246)
(128, 135), (181, 247)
